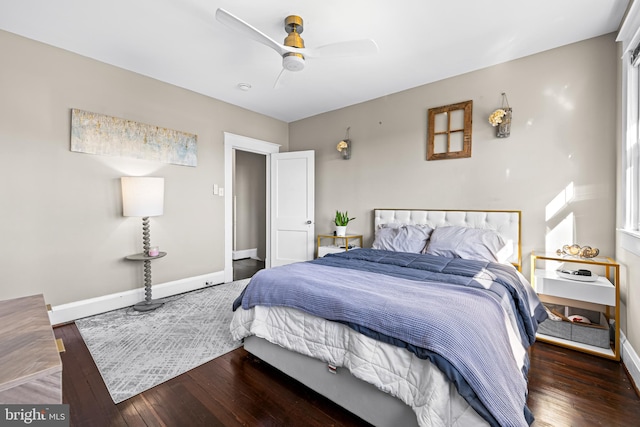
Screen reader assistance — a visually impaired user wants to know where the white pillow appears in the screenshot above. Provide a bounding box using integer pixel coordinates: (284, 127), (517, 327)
(425, 225), (508, 263)
(372, 224), (433, 253)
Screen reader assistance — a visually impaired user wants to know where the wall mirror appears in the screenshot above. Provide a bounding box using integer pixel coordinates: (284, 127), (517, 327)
(427, 100), (473, 160)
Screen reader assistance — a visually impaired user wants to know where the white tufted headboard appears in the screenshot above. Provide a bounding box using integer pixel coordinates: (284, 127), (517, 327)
(374, 209), (522, 270)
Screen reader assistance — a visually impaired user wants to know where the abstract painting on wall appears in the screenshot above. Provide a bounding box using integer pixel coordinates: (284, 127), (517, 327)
(70, 109), (198, 167)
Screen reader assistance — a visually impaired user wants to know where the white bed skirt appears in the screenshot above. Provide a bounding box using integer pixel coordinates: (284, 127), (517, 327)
(231, 305), (489, 427)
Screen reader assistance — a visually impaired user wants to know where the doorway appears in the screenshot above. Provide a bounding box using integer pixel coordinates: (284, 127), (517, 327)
(223, 132), (281, 283)
(233, 149), (266, 280)
(224, 132), (315, 283)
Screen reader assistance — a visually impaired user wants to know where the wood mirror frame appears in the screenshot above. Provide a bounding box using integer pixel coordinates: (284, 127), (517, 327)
(427, 100), (473, 160)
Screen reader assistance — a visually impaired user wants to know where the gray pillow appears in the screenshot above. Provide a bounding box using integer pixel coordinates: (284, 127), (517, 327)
(372, 224), (433, 253)
(425, 226), (507, 263)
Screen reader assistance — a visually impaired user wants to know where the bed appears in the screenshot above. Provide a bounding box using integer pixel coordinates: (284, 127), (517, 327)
(230, 209), (547, 427)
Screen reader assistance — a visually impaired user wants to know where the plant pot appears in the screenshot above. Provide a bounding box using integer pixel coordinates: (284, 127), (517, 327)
(335, 226), (347, 237)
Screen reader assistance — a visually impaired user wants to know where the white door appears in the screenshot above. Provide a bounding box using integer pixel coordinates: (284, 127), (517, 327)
(270, 150), (315, 267)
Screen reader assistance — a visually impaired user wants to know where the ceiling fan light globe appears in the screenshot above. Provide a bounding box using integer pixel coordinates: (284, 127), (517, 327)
(283, 54), (305, 72)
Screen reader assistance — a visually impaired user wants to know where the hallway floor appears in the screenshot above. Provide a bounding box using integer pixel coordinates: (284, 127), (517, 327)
(233, 258), (265, 281)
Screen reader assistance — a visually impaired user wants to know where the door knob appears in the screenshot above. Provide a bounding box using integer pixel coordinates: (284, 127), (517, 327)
(306, 220), (312, 224)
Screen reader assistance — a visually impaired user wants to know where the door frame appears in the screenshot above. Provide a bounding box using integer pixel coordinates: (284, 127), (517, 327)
(224, 132), (281, 282)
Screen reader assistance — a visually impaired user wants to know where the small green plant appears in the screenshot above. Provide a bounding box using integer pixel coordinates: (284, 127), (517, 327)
(335, 210), (355, 226)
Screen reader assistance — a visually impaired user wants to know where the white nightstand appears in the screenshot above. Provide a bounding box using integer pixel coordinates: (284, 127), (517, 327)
(317, 234), (363, 258)
(530, 251), (620, 360)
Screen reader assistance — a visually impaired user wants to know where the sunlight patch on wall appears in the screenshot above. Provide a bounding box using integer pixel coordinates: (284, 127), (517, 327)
(543, 85), (574, 111)
(545, 212), (575, 265)
(545, 182), (575, 221)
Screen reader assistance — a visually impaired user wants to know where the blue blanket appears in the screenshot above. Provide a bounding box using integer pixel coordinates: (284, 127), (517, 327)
(233, 249), (547, 427)
(314, 249), (547, 348)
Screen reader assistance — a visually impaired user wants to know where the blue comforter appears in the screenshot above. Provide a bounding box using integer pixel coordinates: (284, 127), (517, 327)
(233, 249), (547, 427)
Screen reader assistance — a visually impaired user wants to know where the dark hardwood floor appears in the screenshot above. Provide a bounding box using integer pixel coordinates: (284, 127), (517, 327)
(526, 344), (640, 426)
(54, 318), (640, 427)
(55, 323), (370, 427)
(54, 257), (640, 425)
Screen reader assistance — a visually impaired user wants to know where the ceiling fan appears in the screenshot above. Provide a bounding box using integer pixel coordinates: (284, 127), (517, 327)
(215, 8), (379, 88)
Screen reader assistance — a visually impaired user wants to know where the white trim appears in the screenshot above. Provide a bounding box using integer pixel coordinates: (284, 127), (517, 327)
(618, 3), (640, 236)
(48, 271), (224, 325)
(618, 228), (640, 257)
(622, 330), (640, 391)
(223, 132), (281, 155)
(233, 248), (259, 260)
(617, 0), (640, 53)
(224, 132), (280, 282)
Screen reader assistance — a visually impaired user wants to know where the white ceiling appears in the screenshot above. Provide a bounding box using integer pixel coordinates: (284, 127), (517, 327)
(0, 0), (630, 123)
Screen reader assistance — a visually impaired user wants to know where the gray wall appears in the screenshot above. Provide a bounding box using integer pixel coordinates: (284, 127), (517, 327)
(291, 31), (640, 358)
(289, 34), (621, 327)
(0, 30), (288, 306)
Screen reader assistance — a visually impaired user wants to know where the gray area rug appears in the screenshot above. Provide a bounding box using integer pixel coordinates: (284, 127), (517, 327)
(75, 279), (249, 403)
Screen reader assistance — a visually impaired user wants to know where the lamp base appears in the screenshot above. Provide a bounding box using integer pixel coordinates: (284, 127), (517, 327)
(133, 299), (164, 312)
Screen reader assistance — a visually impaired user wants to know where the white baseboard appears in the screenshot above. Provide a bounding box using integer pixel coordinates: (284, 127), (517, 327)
(622, 330), (640, 390)
(48, 270), (225, 326)
(233, 248), (258, 260)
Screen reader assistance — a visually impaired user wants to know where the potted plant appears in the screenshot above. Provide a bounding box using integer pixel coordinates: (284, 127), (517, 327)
(334, 210), (355, 237)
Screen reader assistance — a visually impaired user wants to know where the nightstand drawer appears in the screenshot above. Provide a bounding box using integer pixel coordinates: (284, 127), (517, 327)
(534, 269), (615, 306)
(318, 246), (346, 257)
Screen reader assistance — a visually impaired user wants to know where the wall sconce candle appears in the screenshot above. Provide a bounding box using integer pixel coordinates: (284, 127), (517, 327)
(337, 127), (352, 160)
(489, 92), (512, 138)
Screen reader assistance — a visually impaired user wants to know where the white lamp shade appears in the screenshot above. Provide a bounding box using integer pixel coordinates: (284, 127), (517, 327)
(121, 177), (164, 217)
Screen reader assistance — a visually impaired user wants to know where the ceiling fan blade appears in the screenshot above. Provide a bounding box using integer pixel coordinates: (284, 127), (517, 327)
(273, 68), (296, 89)
(303, 39), (379, 58)
(215, 8), (294, 57)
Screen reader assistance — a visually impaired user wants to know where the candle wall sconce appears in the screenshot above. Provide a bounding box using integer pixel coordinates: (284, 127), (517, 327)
(336, 127), (351, 160)
(488, 93), (512, 138)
